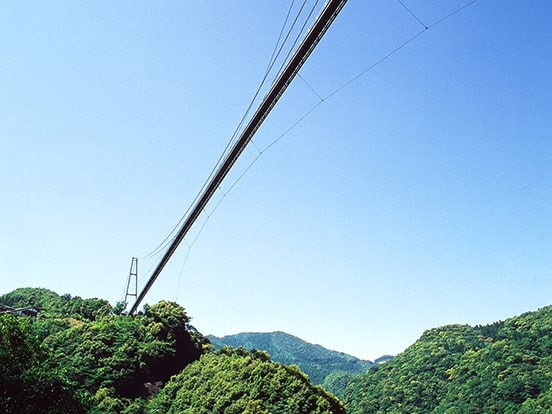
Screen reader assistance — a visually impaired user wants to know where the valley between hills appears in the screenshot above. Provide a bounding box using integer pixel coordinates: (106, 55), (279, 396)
(3, 287), (552, 413)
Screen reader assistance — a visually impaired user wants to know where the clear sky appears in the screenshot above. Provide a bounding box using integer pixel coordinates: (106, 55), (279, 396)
(1, 1), (551, 361)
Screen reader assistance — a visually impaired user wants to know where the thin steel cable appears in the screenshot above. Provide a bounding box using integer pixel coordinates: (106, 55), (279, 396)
(147, 0), (478, 297)
(324, 28), (426, 101)
(429, 0), (478, 28)
(396, 0), (428, 29)
(298, 73), (325, 101)
(274, 0), (321, 83)
(222, 0), (305, 155)
(138, 1), (303, 260)
(175, 245), (192, 302)
(261, 0), (479, 154)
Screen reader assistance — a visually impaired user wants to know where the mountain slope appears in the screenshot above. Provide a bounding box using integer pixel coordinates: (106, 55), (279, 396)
(343, 306), (552, 413)
(1, 288), (348, 413)
(208, 331), (374, 386)
(148, 347), (346, 413)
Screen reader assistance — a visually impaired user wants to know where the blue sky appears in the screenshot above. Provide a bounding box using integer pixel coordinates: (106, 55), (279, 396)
(1, 1), (551, 360)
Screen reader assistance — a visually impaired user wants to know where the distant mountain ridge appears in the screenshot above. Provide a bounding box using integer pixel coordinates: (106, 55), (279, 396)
(207, 331), (378, 388)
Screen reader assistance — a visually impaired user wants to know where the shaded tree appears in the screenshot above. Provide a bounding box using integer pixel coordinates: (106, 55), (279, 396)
(0, 314), (85, 414)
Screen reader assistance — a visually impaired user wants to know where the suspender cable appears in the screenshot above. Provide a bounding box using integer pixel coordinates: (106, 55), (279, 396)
(129, 0), (348, 315)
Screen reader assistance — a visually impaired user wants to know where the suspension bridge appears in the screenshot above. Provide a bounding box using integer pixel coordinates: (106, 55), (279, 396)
(124, 0), (349, 315)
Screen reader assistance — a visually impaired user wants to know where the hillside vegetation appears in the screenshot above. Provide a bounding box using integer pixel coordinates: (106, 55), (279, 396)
(343, 306), (552, 413)
(208, 331), (373, 391)
(0, 288), (345, 413)
(4, 287), (552, 413)
(149, 346), (345, 413)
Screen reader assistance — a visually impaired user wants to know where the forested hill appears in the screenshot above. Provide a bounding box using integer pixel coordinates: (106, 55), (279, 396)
(208, 331), (374, 387)
(0, 287), (345, 413)
(343, 305), (552, 413)
(4, 286), (552, 413)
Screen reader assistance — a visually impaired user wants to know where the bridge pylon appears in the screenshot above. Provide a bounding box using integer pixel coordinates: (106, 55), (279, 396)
(124, 257), (138, 309)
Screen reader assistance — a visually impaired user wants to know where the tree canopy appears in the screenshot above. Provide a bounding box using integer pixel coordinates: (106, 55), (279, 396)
(343, 305), (552, 413)
(1, 288), (208, 413)
(208, 331), (373, 389)
(148, 346), (346, 414)
(0, 313), (85, 414)
(6, 286), (552, 413)
(0, 288), (346, 413)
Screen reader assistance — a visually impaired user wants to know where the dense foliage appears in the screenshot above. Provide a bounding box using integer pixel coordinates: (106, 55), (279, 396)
(343, 306), (552, 413)
(0, 314), (85, 413)
(1, 288), (347, 413)
(7, 286), (552, 413)
(45, 300), (206, 400)
(208, 331), (373, 388)
(1, 287), (112, 321)
(148, 346), (346, 413)
(0, 288), (208, 413)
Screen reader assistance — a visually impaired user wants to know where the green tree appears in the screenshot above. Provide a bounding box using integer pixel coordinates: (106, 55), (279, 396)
(44, 300), (207, 399)
(0, 314), (85, 414)
(0, 287), (62, 310)
(148, 347), (346, 413)
(344, 306), (552, 413)
(323, 371), (360, 397)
